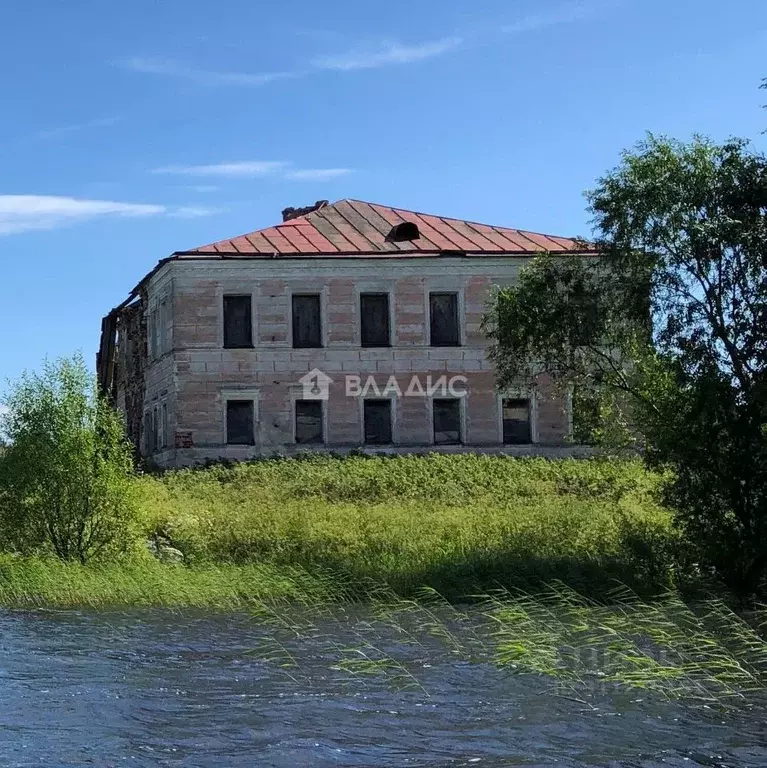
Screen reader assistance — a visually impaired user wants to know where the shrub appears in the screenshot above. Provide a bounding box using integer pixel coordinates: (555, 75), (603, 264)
(0, 355), (140, 563)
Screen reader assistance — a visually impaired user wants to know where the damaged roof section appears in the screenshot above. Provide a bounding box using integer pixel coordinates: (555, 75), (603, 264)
(178, 198), (591, 257)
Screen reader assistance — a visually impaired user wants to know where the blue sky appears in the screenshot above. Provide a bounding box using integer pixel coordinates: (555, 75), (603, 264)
(0, 0), (765, 389)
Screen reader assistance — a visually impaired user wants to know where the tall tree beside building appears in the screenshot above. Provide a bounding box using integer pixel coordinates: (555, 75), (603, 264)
(485, 135), (767, 596)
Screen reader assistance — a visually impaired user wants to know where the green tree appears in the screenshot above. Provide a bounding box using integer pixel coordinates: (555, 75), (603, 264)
(484, 135), (767, 596)
(0, 354), (140, 563)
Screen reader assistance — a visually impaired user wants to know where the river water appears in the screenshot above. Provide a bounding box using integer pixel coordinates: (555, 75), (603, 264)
(0, 609), (765, 767)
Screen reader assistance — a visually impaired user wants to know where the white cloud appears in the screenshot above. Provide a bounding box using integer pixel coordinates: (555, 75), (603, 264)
(0, 195), (165, 236)
(153, 161), (289, 178)
(311, 37), (463, 71)
(169, 205), (224, 218)
(154, 162), (354, 182)
(502, 1), (611, 34)
(119, 57), (294, 86)
(285, 168), (353, 181)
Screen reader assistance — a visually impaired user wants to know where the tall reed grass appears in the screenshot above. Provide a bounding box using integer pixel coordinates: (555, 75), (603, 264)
(135, 454), (679, 599)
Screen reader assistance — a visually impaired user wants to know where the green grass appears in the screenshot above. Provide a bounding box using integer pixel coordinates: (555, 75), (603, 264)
(0, 555), (340, 609)
(0, 454), (681, 606)
(134, 454), (679, 600)
(2, 454), (764, 709)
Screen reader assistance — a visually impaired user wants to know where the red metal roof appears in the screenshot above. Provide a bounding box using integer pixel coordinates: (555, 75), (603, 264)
(178, 199), (591, 258)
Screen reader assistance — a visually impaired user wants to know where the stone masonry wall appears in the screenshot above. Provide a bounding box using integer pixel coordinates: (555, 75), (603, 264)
(131, 257), (573, 466)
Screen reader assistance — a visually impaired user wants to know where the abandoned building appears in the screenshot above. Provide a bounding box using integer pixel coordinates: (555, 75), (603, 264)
(97, 199), (596, 467)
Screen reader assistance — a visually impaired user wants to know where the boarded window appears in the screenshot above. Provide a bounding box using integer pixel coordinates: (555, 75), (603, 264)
(429, 292), (460, 347)
(223, 295), (253, 349)
(360, 293), (390, 347)
(295, 400), (323, 444)
(502, 398), (532, 444)
(363, 399), (393, 444)
(292, 294), (322, 348)
(226, 400), (255, 445)
(433, 398), (461, 445)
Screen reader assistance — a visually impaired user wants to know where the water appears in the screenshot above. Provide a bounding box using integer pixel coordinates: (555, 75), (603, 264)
(0, 608), (765, 767)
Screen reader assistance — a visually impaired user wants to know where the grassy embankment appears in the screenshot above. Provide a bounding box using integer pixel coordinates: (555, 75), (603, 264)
(0, 454), (680, 608)
(6, 456), (766, 704)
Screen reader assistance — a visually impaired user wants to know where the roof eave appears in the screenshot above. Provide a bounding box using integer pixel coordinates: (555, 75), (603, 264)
(171, 249), (600, 259)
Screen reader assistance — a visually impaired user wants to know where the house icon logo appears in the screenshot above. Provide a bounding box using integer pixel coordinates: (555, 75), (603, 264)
(298, 369), (333, 400)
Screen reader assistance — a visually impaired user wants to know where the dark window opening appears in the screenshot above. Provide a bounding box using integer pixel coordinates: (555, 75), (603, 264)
(429, 292), (460, 347)
(292, 294), (322, 348)
(227, 400), (255, 445)
(223, 295), (253, 349)
(502, 398), (532, 444)
(363, 399), (393, 445)
(386, 221), (420, 242)
(433, 398), (461, 445)
(295, 400), (323, 444)
(360, 293), (390, 347)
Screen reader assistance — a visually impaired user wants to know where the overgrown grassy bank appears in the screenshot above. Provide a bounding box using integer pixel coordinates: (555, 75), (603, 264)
(136, 454), (678, 602)
(0, 455), (682, 607)
(7, 454), (767, 705)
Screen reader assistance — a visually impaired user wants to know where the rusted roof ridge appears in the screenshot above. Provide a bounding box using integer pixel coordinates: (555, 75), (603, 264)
(442, 217), (498, 251)
(350, 199), (421, 252)
(258, 227), (295, 253)
(369, 204), (441, 251)
(277, 223), (320, 253)
(306, 211), (359, 251)
(462, 222), (512, 251)
(183, 198), (594, 255)
(409, 211), (466, 251)
(345, 198), (583, 245)
(345, 199), (410, 251)
(324, 201), (383, 251)
(245, 230), (278, 252)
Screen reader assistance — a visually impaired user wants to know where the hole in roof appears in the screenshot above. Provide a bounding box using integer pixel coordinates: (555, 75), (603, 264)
(386, 221), (420, 242)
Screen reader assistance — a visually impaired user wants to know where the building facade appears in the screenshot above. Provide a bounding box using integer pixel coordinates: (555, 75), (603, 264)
(97, 199), (595, 467)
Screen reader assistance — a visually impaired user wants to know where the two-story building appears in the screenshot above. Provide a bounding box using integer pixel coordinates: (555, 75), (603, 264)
(97, 199), (595, 467)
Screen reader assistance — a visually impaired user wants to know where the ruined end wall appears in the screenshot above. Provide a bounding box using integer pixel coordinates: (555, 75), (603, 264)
(115, 298), (147, 453)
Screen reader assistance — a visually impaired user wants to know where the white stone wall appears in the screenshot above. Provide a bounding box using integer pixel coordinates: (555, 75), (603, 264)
(134, 256), (571, 466)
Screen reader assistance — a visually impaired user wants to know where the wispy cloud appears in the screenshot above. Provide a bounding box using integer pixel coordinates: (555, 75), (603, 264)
(0, 195), (164, 236)
(501, 1), (612, 34)
(120, 37), (462, 87)
(284, 168), (353, 181)
(311, 37), (463, 71)
(153, 161), (289, 178)
(153, 161), (353, 181)
(35, 116), (122, 140)
(120, 4), (612, 91)
(119, 57), (294, 86)
(0, 195), (222, 236)
(170, 205), (225, 218)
